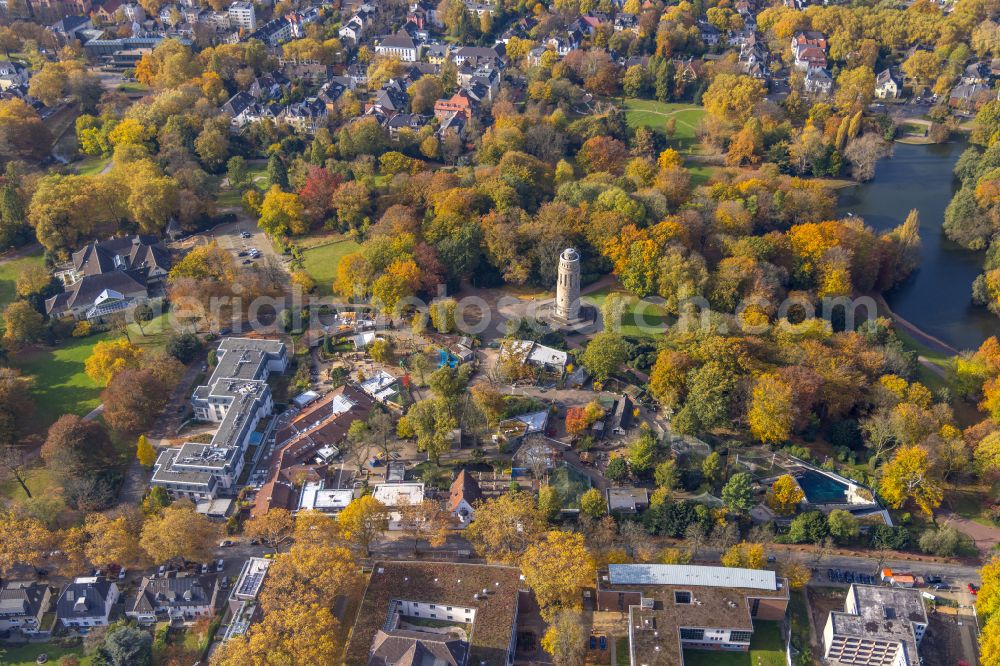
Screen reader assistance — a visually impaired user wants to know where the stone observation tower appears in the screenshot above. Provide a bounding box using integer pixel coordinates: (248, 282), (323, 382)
(555, 247), (581, 322)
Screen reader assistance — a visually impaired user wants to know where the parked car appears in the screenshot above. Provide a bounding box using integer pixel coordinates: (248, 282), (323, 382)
(219, 540), (233, 548)
(969, 583), (979, 595)
(200, 563), (210, 574)
(216, 559), (225, 572)
(118, 568), (127, 580)
(240, 231), (251, 239)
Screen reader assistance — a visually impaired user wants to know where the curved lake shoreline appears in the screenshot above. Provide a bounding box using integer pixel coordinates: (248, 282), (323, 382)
(837, 138), (996, 352)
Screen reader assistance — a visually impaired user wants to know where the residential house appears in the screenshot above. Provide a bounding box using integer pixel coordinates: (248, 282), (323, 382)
(793, 44), (826, 70)
(792, 31), (826, 71)
(372, 482), (425, 529)
(697, 20), (719, 46)
(597, 564), (789, 664)
(280, 59), (331, 84)
(249, 71), (290, 101)
(608, 393), (633, 435)
(151, 338), (288, 500)
(823, 585), (927, 666)
(281, 97), (327, 133)
(0, 581), (52, 635)
(55, 577), (120, 631)
(962, 61), (990, 85)
(339, 17), (363, 42)
(875, 68), (899, 99)
(614, 12), (638, 32)
(791, 30), (826, 51)
(127, 574), (219, 624)
(297, 480), (355, 513)
(0, 61), (28, 91)
(502, 339), (569, 376)
(434, 91), (476, 120)
(607, 487), (649, 513)
(47, 235), (170, 321)
(49, 15), (92, 40)
(252, 383), (374, 516)
(386, 112), (428, 138)
(93, 0), (122, 23)
(949, 82), (990, 110)
(222, 558), (270, 642)
(447, 469), (482, 525)
(121, 2), (144, 21)
(804, 68), (832, 95)
(453, 44), (505, 66)
(376, 30), (420, 62)
(228, 1), (255, 31)
(344, 562), (522, 666)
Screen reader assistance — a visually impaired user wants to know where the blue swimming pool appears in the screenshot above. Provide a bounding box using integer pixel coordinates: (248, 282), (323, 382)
(795, 470), (848, 504)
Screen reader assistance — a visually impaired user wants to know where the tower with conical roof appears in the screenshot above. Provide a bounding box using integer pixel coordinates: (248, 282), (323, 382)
(555, 248), (581, 322)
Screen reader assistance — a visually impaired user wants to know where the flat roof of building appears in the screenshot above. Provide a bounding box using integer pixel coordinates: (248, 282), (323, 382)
(372, 482), (424, 507)
(608, 564), (778, 591)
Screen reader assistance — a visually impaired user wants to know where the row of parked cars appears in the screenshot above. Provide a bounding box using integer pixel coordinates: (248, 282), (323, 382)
(827, 569), (877, 585)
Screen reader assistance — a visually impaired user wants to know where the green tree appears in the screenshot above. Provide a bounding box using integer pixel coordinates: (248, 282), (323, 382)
(267, 153), (288, 189)
(721, 472), (755, 514)
(627, 428), (658, 476)
(579, 332), (630, 381)
(702, 451), (722, 488)
(788, 511), (829, 544)
(579, 488), (606, 519)
(827, 509), (859, 544)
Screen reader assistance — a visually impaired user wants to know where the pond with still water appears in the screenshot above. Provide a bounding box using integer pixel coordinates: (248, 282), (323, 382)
(837, 139), (997, 351)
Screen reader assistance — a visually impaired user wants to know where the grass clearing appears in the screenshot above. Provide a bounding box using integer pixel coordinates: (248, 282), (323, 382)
(129, 310), (174, 353)
(682, 622), (785, 666)
(73, 155), (111, 176)
(301, 238), (361, 297)
(0, 250), (45, 331)
(11, 331), (113, 430)
(686, 163), (718, 186)
(623, 99), (706, 152)
(1, 642), (92, 665)
(585, 286), (671, 338)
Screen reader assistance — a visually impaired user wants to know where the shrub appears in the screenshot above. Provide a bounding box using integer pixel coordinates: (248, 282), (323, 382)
(71, 320), (93, 337)
(166, 332), (202, 363)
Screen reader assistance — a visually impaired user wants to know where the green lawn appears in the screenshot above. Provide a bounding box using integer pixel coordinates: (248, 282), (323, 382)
(585, 286), (671, 338)
(682, 622), (785, 666)
(0, 250), (45, 331)
(129, 310), (174, 353)
(12, 331), (113, 430)
(1, 642), (92, 665)
(623, 99), (706, 152)
(301, 238), (361, 297)
(73, 155), (111, 176)
(687, 164), (718, 186)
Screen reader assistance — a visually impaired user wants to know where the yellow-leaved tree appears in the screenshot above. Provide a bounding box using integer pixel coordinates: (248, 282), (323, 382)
(466, 490), (546, 564)
(521, 531), (596, 622)
(212, 602), (341, 665)
(84, 338), (144, 385)
(720, 542), (767, 570)
(877, 445), (943, 516)
(748, 373), (796, 444)
(765, 474), (805, 516)
(978, 558), (1000, 666)
(136, 435), (156, 467)
(337, 495), (389, 556)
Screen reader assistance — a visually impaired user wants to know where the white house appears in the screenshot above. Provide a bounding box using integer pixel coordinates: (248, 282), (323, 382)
(127, 574), (219, 624)
(55, 577), (120, 631)
(228, 1), (255, 31)
(375, 31), (419, 62)
(373, 482), (425, 529)
(0, 581), (51, 635)
(447, 469), (482, 525)
(875, 68), (900, 99)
